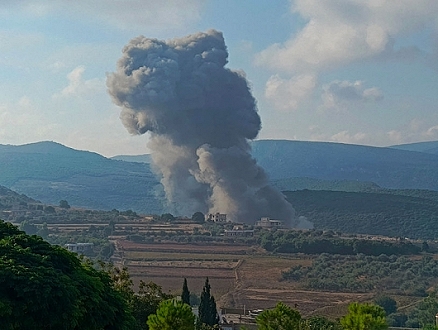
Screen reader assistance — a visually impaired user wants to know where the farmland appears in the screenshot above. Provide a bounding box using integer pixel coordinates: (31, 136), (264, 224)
(110, 238), (377, 317)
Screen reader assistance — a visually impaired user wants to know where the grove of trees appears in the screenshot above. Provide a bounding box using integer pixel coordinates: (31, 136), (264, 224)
(0, 220), (133, 329)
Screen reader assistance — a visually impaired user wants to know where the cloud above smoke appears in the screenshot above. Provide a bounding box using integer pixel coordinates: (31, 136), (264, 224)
(255, 0), (438, 112)
(107, 30), (296, 225)
(322, 80), (383, 111)
(265, 74), (317, 111)
(256, 0), (438, 74)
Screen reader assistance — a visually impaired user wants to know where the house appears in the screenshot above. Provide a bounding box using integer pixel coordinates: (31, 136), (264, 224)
(65, 243), (94, 254)
(256, 217), (284, 228)
(206, 213), (227, 223)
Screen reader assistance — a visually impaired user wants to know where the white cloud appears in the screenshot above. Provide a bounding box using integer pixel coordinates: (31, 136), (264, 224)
(321, 80), (383, 111)
(425, 125), (438, 138)
(386, 119), (438, 145)
(330, 130), (368, 144)
(54, 66), (103, 98)
(387, 130), (403, 144)
(255, 0), (438, 74)
(265, 74), (317, 111)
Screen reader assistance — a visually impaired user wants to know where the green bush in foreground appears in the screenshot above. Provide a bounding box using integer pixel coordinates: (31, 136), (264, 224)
(0, 219), (133, 330)
(147, 299), (195, 330)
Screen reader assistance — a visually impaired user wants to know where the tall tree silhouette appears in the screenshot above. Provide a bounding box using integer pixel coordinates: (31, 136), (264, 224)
(181, 278), (191, 306)
(198, 277), (219, 326)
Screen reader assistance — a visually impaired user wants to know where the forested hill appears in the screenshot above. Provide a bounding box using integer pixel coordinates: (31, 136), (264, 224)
(0, 185), (39, 207)
(3, 140), (438, 215)
(251, 140), (438, 191)
(0, 141), (164, 214)
(285, 190), (438, 239)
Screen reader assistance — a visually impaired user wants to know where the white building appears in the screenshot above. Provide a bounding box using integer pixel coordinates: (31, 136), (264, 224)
(206, 213), (227, 223)
(256, 217), (284, 228)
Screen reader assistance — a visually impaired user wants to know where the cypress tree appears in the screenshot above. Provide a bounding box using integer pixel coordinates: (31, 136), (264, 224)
(198, 277), (219, 326)
(182, 278), (191, 306)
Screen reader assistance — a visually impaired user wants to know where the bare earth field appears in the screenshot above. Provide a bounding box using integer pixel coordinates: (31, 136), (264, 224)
(113, 240), (375, 317)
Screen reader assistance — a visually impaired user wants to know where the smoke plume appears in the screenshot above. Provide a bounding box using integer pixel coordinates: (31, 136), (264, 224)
(107, 29), (296, 225)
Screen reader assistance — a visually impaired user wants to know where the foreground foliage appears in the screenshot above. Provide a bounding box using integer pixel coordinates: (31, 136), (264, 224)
(109, 266), (173, 330)
(147, 300), (195, 330)
(198, 277), (220, 327)
(0, 220), (133, 330)
(341, 303), (388, 330)
(256, 302), (301, 330)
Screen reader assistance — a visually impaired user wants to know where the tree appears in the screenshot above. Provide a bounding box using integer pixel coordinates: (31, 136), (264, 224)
(106, 266), (174, 330)
(422, 241), (430, 252)
(256, 302), (301, 330)
(147, 299), (195, 330)
(192, 212), (205, 224)
(59, 199), (71, 209)
(374, 296), (397, 315)
(36, 222), (49, 239)
(417, 291), (438, 327)
(182, 278), (191, 306)
(198, 277), (219, 327)
(109, 266), (173, 330)
(341, 302), (388, 330)
(44, 205), (56, 213)
(160, 213), (175, 222)
(0, 220), (133, 330)
(19, 219), (38, 235)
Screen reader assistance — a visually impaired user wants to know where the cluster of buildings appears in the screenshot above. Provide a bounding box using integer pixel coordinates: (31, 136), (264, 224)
(204, 213), (285, 237)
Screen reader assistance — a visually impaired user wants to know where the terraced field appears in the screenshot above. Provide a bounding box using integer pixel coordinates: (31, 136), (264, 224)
(111, 239), (377, 317)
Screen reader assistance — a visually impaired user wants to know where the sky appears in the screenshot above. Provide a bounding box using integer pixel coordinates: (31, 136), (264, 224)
(1, 0), (438, 157)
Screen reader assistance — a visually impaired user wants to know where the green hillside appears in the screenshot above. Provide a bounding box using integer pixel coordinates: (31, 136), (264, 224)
(285, 190), (438, 239)
(252, 140), (438, 191)
(0, 141), (164, 214)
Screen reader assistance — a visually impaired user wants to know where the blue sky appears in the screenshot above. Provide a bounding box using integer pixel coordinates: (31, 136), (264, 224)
(1, 0), (438, 157)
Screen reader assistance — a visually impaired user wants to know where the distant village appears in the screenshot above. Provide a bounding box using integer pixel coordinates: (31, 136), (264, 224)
(205, 212), (284, 238)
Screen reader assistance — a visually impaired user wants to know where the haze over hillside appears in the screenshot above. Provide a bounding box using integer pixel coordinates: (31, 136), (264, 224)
(2, 140), (438, 214)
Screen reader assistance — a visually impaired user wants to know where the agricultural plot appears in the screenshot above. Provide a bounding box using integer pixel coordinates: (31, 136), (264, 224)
(113, 240), (367, 316)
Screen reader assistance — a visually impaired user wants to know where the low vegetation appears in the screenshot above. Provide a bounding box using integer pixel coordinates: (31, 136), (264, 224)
(282, 253), (437, 296)
(285, 190), (438, 239)
(259, 229), (422, 256)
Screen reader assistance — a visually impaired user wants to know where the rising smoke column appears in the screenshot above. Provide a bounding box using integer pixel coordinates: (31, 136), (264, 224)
(107, 29), (296, 225)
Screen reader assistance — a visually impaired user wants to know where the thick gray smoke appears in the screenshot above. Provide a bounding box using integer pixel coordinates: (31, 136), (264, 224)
(107, 29), (296, 225)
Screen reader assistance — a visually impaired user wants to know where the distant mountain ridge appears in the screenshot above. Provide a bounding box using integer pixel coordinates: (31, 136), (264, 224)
(389, 140), (438, 155)
(252, 140), (438, 191)
(2, 140), (438, 214)
(0, 141), (164, 214)
(111, 154), (152, 163)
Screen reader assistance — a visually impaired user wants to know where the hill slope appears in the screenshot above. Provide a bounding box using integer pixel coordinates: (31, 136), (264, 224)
(389, 140), (438, 155)
(4, 139), (438, 215)
(251, 140), (438, 191)
(285, 190), (438, 239)
(0, 142), (164, 213)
